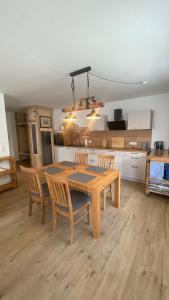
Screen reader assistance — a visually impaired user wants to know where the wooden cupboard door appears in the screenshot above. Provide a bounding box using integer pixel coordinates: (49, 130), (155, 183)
(28, 122), (42, 168)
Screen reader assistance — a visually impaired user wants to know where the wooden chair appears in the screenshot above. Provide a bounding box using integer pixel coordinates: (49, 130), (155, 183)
(97, 154), (115, 211)
(46, 174), (91, 244)
(75, 152), (88, 165)
(20, 166), (50, 224)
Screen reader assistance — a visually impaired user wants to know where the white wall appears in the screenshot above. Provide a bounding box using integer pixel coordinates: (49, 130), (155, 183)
(53, 92), (169, 149)
(0, 94), (10, 185)
(6, 112), (19, 160)
(0, 94), (10, 157)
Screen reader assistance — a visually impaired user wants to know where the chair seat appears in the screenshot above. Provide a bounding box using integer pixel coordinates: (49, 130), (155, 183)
(31, 182), (50, 198)
(56, 190), (91, 212)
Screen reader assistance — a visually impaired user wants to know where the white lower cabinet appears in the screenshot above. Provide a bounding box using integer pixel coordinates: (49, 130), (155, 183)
(65, 147), (75, 162)
(123, 152), (146, 182)
(54, 146), (66, 162)
(124, 165), (146, 182)
(114, 162), (124, 177)
(88, 149), (99, 165)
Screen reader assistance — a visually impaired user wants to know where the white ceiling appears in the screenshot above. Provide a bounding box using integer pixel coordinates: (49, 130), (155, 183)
(0, 0), (169, 111)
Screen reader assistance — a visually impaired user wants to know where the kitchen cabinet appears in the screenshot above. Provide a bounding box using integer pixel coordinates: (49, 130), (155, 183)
(87, 115), (108, 131)
(64, 147), (75, 162)
(123, 165), (146, 182)
(88, 149), (99, 165)
(26, 106), (54, 168)
(127, 110), (152, 130)
(54, 146), (147, 182)
(54, 146), (67, 162)
(123, 152), (146, 182)
(114, 151), (125, 177)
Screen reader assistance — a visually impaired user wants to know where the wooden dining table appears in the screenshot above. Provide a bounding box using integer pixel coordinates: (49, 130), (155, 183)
(41, 161), (121, 239)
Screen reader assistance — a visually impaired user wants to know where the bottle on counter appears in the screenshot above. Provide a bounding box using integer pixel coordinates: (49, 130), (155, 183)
(102, 138), (107, 148)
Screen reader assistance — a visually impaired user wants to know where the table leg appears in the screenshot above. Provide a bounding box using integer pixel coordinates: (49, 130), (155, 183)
(114, 172), (120, 208)
(91, 188), (100, 239)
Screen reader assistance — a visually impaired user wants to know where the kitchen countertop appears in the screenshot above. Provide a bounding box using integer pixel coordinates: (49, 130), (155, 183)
(55, 145), (148, 153)
(147, 150), (169, 162)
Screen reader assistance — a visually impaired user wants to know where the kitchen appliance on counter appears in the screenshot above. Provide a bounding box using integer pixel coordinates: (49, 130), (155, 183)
(142, 142), (148, 151)
(154, 141), (164, 151)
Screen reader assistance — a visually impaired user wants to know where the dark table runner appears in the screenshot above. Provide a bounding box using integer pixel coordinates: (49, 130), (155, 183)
(60, 161), (79, 167)
(85, 166), (108, 173)
(44, 166), (64, 175)
(67, 172), (96, 183)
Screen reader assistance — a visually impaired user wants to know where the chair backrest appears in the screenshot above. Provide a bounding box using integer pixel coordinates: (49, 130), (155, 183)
(75, 152), (88, 165)
(20, 165), (42, 196)
(46, 174), (72, 212)
(97, 154), (114, 169)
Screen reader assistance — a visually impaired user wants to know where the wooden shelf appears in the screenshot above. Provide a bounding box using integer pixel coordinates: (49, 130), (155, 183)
(0, 156), (17, 192)
(146, 151), (169, 196)
(147, 150), (169, 163)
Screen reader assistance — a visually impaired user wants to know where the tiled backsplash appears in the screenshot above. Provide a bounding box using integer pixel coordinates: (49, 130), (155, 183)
(66, 127), (152, 150)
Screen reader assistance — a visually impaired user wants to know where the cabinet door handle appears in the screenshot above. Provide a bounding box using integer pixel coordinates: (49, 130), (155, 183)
(130, 166), (138, 168)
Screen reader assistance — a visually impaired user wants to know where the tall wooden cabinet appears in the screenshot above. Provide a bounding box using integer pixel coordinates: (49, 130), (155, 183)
(15, 112), (31, 163)
(26, 106), (54, 168)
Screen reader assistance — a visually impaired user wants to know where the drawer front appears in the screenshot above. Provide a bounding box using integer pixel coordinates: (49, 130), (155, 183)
(124, 165), (146, 181)
(124, 157), (146, 167)
(75, 148), (86, 153)
(124, 152), (146, 166)
(114, 151), (126, 156)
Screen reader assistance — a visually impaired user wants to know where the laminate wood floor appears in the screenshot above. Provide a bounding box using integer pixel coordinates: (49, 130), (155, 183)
(0, 172), (169, 300)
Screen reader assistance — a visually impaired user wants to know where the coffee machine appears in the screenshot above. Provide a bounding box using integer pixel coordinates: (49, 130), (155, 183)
(154, 141), (164, 150)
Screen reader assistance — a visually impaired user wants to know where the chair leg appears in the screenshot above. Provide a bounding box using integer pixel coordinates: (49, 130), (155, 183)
(28, 195), (32, 216)
(109, 184), (112, 196)
(103, 189), (106, 211)
(41, 199), (45, 224)
(87, 205), (90, 225)
(111, 183), (114, 206)
(53, 211), (57, 232)
(69, 218), (74, 244)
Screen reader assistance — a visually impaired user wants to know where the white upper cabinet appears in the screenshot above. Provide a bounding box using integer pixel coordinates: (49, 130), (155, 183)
(87, 115), (108, 131)
(127, 110), (152, 130)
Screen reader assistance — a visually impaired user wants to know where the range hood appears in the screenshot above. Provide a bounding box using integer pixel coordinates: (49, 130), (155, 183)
(107, 120), (126, 130)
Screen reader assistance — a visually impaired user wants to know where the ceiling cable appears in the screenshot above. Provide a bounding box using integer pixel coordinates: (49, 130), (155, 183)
(87, 72), (90, 98)
(89, 73), (147, 85)
(71, 77), (75, 108)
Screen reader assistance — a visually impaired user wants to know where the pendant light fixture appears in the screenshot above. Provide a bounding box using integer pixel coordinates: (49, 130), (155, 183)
(64, 77), (77, 122)
(86, 72), (100, 120)
(86, 108), (101, 119)
(64, 111), (77, 121)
